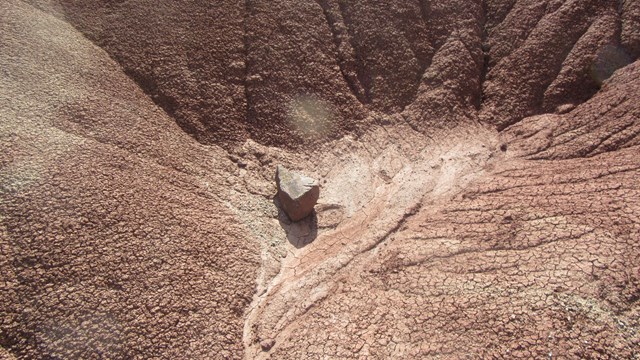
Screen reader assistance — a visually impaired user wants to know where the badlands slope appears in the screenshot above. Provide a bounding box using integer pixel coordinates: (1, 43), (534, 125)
(1, 0), (639, 358)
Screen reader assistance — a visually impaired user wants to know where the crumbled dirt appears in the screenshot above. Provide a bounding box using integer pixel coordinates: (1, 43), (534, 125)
(1, 0), (639, 359)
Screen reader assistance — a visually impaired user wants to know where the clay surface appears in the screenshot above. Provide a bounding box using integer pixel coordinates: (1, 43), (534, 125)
(1, 0), (639, 358)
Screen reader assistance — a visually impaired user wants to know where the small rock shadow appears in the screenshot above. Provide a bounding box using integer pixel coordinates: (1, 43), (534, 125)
(273, 195), (318, 249)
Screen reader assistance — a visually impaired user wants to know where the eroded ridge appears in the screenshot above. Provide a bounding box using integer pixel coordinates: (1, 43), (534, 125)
(25, 0), (640, 147)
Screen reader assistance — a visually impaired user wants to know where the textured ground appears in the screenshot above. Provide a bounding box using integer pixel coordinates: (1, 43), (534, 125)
(1, 0), (640, 358)
(247, 63), (640, 358)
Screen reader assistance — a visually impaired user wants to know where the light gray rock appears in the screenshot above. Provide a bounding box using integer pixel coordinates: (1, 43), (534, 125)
(275, 165), (320, 221)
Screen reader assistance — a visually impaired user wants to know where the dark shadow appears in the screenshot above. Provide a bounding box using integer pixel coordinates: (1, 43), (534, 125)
(273, 195), (318, 249)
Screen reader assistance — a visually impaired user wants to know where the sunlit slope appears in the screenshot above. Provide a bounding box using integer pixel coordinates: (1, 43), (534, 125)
(1, 1), (258, 358)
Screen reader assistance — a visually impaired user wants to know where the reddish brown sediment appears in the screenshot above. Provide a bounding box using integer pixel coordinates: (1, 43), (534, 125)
(1, 0), (639, 358)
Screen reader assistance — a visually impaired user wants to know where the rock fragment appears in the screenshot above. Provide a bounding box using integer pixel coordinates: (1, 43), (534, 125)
(275, 165), (320, 221)
(260, 339), (275, 351)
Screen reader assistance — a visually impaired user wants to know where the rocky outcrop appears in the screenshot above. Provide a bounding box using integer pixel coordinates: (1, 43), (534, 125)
(275, 165), (320, 222)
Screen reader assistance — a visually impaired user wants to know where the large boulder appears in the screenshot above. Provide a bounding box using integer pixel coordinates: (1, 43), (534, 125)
(275, 165), (320, 221)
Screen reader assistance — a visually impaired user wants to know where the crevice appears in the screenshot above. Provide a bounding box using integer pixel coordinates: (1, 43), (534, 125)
(616, 0), (625, 18)
(334, 202), (422, 274)
(399, 113), (424, 134)
(542, 22), (623, 114)
(524, 110), (635, 160)
(417, 0), (430, 27)
(414, 1), (437, 84)
(121, 68), (177, 117)
(563, 120), (636, 158)
(400, 227), (597, 272)
(336, 0), (372, 104)
(491, 0), (519, 31)
(535, 3), (611, 113)
(550, 101), (629, 140)
(465, 164), (639, 197)
(479, 0), (489, 109)
(406, 0), (437, 110)
(242, 0), (254, 125)
(519, 3), (557, 54)
(489, 1), (549, 71)
(495, 6), (597, 132)
(599, 125), (640, 153)
(315, 0), (367, 104)
(585, 121), (639, 156)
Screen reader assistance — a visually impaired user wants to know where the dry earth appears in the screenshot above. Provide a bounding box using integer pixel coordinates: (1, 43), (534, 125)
(1, 0), (639, 358)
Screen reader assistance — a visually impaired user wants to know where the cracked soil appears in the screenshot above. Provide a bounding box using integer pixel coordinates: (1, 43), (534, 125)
(2, 0), (640, 358)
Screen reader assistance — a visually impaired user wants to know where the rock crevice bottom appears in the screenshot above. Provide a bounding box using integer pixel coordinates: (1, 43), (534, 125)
(275, 165), (320, 222)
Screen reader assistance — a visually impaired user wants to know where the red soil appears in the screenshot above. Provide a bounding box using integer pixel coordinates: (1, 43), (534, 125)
(1, 0), (639, 358)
